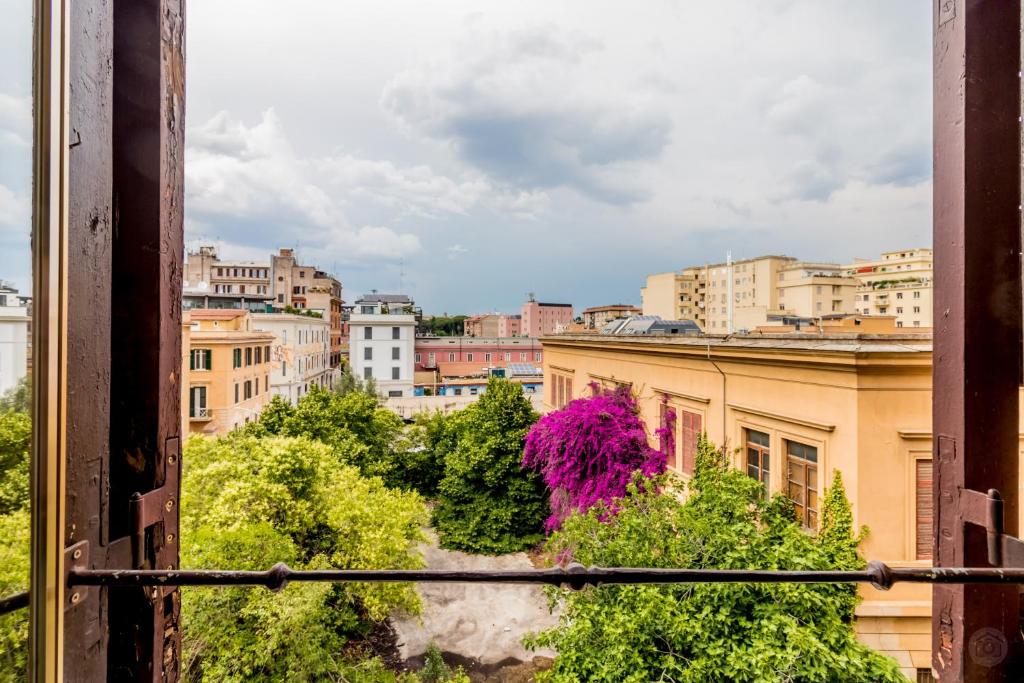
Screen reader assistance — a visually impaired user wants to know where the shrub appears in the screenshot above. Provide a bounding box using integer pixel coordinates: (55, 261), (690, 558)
(181, 434), (428, 681)
(526, 436), (906, 683)
(433, 378), (546, 554)
(522, 385), (666, 530)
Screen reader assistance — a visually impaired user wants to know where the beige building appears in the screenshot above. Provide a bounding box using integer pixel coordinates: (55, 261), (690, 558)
(184, 246), (344, 366)
(540, 331), (976, 681)
(581, 304), (641, 329)
(844, 248), (933, 329)
(644, 256), (859, 332)
(186, 309), (275, 436)
(251, 312), (332, 404)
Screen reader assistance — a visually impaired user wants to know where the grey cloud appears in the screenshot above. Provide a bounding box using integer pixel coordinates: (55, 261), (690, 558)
(382, 25), (672, 205)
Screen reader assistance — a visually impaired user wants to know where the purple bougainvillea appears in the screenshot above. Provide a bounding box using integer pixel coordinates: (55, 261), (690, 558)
(522, 385), (668, 531)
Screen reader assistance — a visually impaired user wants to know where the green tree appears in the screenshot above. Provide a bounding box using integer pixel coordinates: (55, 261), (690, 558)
(0, 376), (30, 414)
(401, 410), (465, 497)
(433, 378), (546, 554)
(181, 434), (428, 681)
(0, 411), (30, 515)
(526, 436), (907, 683)
(0, 508), (29, 682)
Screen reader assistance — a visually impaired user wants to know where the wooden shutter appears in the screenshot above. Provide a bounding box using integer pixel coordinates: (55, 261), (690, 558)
(680, 410), (701, 474)
(566, 378), (573, 404)
(916, 459), (933, 560)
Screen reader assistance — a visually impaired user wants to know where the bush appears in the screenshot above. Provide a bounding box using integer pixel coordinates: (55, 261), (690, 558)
(522, 385), (666, 530)
(181, 434), (429, 681)
(0, 398), (30, 681)
(255, 386), (407, 486)
(433, 378), (547, 554)
(526, 436), (906, 683)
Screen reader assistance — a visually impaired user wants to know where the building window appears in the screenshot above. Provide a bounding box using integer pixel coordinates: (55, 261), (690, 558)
(364, 326), (372, 340)
(278, 294), (284, 303)
(896, 292), (903, 299)
(388, 390), (402, 398)
(448, 352), (455, 362)
(244, 380), (253, 400)
(190, 349), (212, 371)
(913, 306), (921, 313)
(188, 386), (207, 418)
(504, 352), (511, 361)
(746, 430), (770, 489)
(392, 367), (400, 380)
(300, 270), (305, 278)
(216, 267), (223, 276)
(364, 347), (372, 361)
(232, 347), (241, 368)
(245, 347), (253, 366)
(467, 353), (474, 362)
(913, 291), (921, 299)
(916, 459), (933, 560)
(265, 375), (269, 392)
(786, 440), (819, 528)
(363, 367), (372, 380)
(428, 352), (435, 364)
(255, 346), (262, 364)
(679, 410), (702, 474)
(916, 669), (936, 683)
(254, 378), (259, 395)
(392, 346), (400, 360)
(659, 402), (675, 464)
(415, 353), (421, 363)
(484, 353), (492, 362)
(896, 307), (903, 314)
(535, 352), (542, 362)
(234, 383), (239, 404)
(913, 320), (921, 327)
(265, 345), (271, 362)
(519, 352), (526, 361)
(392, 326), (400, 339)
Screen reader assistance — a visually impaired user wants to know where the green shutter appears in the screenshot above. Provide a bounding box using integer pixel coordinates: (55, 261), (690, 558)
(189, 351), (194, 371)
(189, 388), (195, 416)
(205, 349), (212, 370)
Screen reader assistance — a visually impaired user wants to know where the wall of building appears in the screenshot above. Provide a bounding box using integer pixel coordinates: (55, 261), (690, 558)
(640, 272), (683, 320)
(250, 312), (332, 404)
(349, 313), (416, 397)
(414, 337), (543, 372)
(539, 333), (939, 679)
(521, 301), (574, 337)
(0, 292), (29, 396)
(186, 313), (275, 436)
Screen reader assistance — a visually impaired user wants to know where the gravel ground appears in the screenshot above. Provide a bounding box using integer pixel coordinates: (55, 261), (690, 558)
(391, 529), (560, 677)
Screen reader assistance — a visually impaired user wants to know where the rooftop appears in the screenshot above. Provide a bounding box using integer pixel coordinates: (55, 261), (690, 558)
(543, 332), (933, 354)
(356, 293), (413, 304)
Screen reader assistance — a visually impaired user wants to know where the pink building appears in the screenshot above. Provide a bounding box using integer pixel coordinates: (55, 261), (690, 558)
(521, 299), (573, 337)
(498, 315), (521, 337)
(465, 313), (522, 337)
(414, 336), (543, 374)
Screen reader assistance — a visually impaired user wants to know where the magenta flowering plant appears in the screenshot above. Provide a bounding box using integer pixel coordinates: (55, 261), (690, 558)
(522, 386), (668, 531)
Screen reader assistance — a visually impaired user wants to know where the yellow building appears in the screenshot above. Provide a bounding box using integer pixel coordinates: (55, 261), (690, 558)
(541, 331), (947, 680)
(844, 248), (933, 329)
(186, 309), (276, 436)
(643, 256), (861, 333)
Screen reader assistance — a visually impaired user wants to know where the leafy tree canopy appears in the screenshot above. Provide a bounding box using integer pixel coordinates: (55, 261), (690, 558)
(526, 436), (906, 683)
(181, 434), (428, 681)
(433, 378), (547, 554)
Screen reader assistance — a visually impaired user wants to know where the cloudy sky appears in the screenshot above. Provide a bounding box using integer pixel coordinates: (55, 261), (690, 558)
(0, 0), (931, 314)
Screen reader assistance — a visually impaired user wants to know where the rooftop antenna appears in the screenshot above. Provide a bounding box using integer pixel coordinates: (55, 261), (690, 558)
(527, 291), (535, 302)
(399, 258), (405, 293)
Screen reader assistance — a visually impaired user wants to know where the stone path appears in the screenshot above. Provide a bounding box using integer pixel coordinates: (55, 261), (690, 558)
(391, 529), (559, 675)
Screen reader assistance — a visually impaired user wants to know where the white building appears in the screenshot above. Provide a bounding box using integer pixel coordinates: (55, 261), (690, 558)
(250, 312), (332, 404)
(348, 293), (417, 398)
(0, 284), (29, 397)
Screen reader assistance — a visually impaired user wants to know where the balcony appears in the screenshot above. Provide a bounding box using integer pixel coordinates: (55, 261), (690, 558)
(189, 407), (212, 421)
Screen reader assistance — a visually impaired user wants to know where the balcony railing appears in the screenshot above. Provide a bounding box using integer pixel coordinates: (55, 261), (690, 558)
(189, 407), (211, 421)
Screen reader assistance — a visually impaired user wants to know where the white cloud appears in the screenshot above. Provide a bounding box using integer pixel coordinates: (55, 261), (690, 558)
(185, 109), (422, 262)
(446, 243), (468, 260)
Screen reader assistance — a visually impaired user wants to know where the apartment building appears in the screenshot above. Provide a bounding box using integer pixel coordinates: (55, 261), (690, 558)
(414, 336), (543, 373)
(0, 283), (29, 396)
(539, 330), (970, 680)
(643, 256), (861, 332)
(581, 304), (641, 329)
(251, 312), (332, 404)
(348, 294), (417, 398)
(521, 297), (573, 337)
(845, 249), (933, 329)
(184, 246), (345, 365)
(185, 310), (275, 436)
(270, 248), (345, 365)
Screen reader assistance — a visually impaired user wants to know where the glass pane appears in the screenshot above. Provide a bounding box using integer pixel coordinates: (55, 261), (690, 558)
(747, 448), (759, 468)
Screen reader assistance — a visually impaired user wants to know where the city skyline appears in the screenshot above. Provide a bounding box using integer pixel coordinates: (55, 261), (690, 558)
(0, 1), (932, 312)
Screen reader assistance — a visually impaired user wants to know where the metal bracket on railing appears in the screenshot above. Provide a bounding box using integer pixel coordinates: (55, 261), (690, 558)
(960, 488), (1024, 568)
